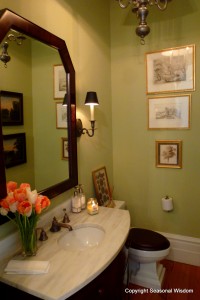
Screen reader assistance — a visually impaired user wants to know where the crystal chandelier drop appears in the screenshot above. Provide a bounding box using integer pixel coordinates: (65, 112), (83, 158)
(115, 0), (172, 44)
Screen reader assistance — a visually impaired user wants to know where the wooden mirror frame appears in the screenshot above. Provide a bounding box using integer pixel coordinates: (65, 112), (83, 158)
(0, 8), (78, 223)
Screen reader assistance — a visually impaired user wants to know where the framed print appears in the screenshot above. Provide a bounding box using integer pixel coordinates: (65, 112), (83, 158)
(3, 133), (26, 168)
(56, 102), (67, 129)
(156, 140), (182, 168)
(146, 45), (195, 94)
(0, 90), (23, 125)
(148, 94), (191, 129)
(92, 166), (112, 207)
(61, 137), (68, 160)
(53, 64), (67, 99)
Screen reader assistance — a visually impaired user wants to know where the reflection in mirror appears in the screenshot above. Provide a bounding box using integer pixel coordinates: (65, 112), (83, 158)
(0, 8), (78, 225)
(1, 32), (69, 191)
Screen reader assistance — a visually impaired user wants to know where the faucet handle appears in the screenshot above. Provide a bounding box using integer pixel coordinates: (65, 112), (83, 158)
(50, 217), (61, 232)
(39, 228), (48, 241)
(62, 208), (70, 223)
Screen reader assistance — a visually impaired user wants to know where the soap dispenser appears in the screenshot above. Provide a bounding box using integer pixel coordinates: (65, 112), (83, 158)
(78, 184), (86, 210)
(71, 187), (81, 213)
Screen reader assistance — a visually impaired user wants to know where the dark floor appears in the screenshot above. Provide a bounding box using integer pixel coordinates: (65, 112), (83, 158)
(123, 260), (200, 300)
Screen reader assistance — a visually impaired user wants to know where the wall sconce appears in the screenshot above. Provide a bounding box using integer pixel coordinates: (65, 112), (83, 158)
(0, 32), (26, 67)
(76, 91), (99, 138)
(0, 42), (11, 67)
(62, 93), (67, 106)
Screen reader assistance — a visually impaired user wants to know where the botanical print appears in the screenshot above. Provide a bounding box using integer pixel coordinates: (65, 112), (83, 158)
(159, 144), (177, 165)
(156, 140), (182, 168)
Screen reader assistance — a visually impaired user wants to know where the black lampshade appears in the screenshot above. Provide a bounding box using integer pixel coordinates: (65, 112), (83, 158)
(84, 91), (99, 106)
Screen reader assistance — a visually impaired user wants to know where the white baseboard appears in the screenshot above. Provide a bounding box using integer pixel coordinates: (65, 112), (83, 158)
(158, 231), (200, 267)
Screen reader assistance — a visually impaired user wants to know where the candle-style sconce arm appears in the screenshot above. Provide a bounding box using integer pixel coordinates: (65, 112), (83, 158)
(76, 119), (96, 137)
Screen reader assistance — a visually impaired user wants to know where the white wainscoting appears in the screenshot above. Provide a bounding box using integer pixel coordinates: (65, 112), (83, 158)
(159, 231), (200, 266)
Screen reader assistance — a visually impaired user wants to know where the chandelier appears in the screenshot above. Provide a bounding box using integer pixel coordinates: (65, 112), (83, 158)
(115, 0), (172, 44)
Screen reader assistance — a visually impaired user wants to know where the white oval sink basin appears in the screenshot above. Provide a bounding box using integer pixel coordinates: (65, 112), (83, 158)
(57, 223), (105, 251)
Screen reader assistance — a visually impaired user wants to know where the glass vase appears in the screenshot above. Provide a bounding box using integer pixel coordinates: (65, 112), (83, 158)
(16, 213), (38, 257)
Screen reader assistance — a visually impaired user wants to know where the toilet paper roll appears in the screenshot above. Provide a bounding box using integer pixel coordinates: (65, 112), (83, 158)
(162, 197), (173, 212)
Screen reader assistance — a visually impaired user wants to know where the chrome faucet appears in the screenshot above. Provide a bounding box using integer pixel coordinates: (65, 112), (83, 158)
(50, 217), (73, 232)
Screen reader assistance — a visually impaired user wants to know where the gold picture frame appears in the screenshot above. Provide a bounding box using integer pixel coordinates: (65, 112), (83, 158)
(148, 94), (191, 130)
(156, 140), (182, 169)
(146, 44), (195, 94)
(56, 102), (67, 129)
(53, 64), (67, 99)
(61, 137), (68, 160)
(92, 166), (114, 207)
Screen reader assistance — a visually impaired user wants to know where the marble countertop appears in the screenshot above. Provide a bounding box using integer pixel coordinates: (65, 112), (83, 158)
(0, 206), (130, 300)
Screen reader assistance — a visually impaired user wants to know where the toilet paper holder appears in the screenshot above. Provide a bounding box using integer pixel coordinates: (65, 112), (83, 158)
(162, 195), (173, 212)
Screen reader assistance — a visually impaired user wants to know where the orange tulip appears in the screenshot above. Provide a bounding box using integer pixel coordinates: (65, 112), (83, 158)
(35, 195), (50, 214)
(20, 183), (31, 190)
(18, 200), (32, 217)
(7, 181), (18, 193)
(13, 188), (27, 202)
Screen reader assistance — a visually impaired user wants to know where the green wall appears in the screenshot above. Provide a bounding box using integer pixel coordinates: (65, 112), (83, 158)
(1, 0), (199, 240)
(110, 0), (200, 238)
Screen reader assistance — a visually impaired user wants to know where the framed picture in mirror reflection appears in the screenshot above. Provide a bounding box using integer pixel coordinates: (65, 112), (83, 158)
(3, 133), (27, 168)
(53, 64), (67, 99)
(61, 138), (68, 160)
(56, 102), (67, 128)
(0, 90), (23, 126)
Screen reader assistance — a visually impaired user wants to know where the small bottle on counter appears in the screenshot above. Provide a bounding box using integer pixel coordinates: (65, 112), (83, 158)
(78, 184), (86, 210)
(71, 187), (81, 213)
(87, 198), (99, 215)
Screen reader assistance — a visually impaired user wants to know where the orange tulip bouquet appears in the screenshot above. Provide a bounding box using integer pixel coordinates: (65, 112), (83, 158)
(0, 181), (50, 256)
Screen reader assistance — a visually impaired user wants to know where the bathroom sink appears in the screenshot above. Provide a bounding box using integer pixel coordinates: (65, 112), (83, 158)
(57, 223), (105, 251)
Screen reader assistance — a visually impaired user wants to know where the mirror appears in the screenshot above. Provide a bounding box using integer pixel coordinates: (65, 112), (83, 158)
(0, 8), (78, 224)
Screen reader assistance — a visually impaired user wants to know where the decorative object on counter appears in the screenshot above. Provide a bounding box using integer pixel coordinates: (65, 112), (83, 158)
(161, 195), (173, 212)
(92, 166), (115, 207)
(76, 91), (99, 137)
(146, 45), (195, 94)
(4, 259), (50, 275)
(0, 181), (50, 256)
(115, 0), (173, 45)
(62, 208), (70, 223)
(77, 184), (86, 209)
(71, 187), (81, 213)
(155, 140), (182, 168)
(87, 198), (99, 215)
